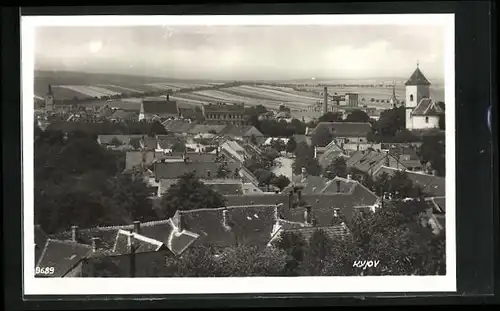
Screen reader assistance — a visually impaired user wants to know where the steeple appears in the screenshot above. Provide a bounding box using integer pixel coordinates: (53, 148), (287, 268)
(405, 63), (431, 86)
(48, 84), (53, 96)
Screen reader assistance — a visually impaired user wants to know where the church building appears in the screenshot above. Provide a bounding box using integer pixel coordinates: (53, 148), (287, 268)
(404, 64), (445, 130)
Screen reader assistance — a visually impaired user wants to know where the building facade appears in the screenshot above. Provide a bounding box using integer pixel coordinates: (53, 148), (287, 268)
(139, 95), (179, 121)
(405, 64), (444, 130)
(345, 93), (359, 107)
(202, 103), (246, 125)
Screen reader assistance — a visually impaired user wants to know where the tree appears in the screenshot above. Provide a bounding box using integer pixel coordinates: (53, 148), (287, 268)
(254, 169), (276, 189)
(270, 175), (291, 191)
(285, 136), (297, 154)
(273, 231), (307, 276)
(323, 157), (347, 179)
(373, 106), (405, 137)
(293, 142), (322, 176)
(160, 172), (227, 218)
(311, 125), (333, 147)
(418, 134), (445, 176)
(303, 229), (334, 275)
(319, 112), (343, 123)
(345, 110), (370, 123)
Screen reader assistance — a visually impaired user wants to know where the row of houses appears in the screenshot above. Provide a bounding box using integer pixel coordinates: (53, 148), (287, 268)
(34, 166), (445, 277)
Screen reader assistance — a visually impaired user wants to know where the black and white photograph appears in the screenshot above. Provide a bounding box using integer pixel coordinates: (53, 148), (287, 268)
(22, 14), (455, 295)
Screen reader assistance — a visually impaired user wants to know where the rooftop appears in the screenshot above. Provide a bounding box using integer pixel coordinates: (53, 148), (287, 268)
(374, 166), (445, 197)
(141, 99), (178, 115)
(203, 103), (245, 112)
(412, 98), (445, 116)
(405, 67), (431, 86)
(36, 239), (92, 277)
(310, 122), (372, 138)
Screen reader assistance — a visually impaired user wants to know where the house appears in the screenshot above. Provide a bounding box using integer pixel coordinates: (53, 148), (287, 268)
(317, 141), (348, 168)
(405, 64), (445, 130)
(373, 166), (445, 198)
(309, 122), (372, 145)
(220, 140), (250, 163)
(346, 149), (406, 176)
(385, 145), (423, 172)
(139, 95), (179, 121)
(178, 107), (203, 120)
(268, 224), (351, 247)
(108, 109), (138, 122)
(169, 204), (280, 248)
(219, 124), (264, 141)
(202, 102), (246, 125)
(36, 235), (92, 277)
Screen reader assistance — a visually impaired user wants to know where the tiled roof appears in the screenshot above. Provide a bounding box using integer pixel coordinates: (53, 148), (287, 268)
(125, 151), (156, 171)
(203, 103), (245, 112)
(276, 225), (350, 244)
(36, 239), (92, 277)
(168, 230), (200, 255)
(113, 229), (165, 254)
(154, 161), (239, 181)
(162, 120), (196, 133)
(158, 178), (244, 196)
(97, 134), (144, 145)
(346, 150), (405, 174)
(318, 140), (345, 168)
(219, 125), (254, 137)
(373, 166), (445, 197)
(175, 204), (277, 248)
(140, 137), (158, 150)
(411, 98), (445, 116)
(35, 225), (48, 263)
(141, 99), (178, 115)
(310, 122), (372, 138)
(188, 124), (227, 134)
(405, 67), (431, 86)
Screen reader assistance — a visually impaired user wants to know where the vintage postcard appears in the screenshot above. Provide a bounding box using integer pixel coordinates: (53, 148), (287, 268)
(22, 14), (455, 295)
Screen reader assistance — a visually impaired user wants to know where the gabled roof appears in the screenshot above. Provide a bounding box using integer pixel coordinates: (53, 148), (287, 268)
(141, 98), (178, 115)
(113, 229), (166, 254)
(271, 224), (350, 246)
(125, 151), (156, 171)
(310, 122), (372, 138)
(405, 67), (431, 86)
(346, 150), (405, 173)
(318, 141), (346, 168)
(373, 166), (445, 197)
(411, 98), (445, 116)
(219, 124), (259, 137)
(36, 239), (92, 277)
(176, 204), (277, 248)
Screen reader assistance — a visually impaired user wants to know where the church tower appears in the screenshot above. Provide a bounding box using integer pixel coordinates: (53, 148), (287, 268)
(405, 62), (431, 130)
(44, 84), (54, 112)
(389, 82), (399, 108)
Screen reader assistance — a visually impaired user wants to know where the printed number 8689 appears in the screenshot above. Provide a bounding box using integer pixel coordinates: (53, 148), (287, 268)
(36, 266), (55, 275)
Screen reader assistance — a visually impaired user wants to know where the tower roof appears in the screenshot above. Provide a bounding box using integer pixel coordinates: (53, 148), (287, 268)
(405, 67), (431, 86)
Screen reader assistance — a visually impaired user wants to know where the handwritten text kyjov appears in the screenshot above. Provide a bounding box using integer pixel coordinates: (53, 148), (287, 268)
(352, 260), (380, 270)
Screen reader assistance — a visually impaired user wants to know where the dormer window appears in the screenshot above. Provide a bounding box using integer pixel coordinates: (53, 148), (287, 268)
(425, 117), (429, 123)
(410, 94), (414, 102)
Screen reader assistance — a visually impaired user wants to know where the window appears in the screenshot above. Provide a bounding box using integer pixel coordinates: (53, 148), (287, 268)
(410, 94), (414, 101)
(425, 117), (429, 123)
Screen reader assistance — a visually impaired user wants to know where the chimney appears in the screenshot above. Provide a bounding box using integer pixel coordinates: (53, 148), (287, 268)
(71, 225), (79, 242)
(206, 169), (211, 178)
(273, 205), (279, 222)
(133, 221), (141, 234)
(304, 205), (312, 225)
(91, 237), (99, 253)
(301, 167), (307, 179)
(333, 208), (340, 218)
(347, 174), (352, 180)
(314, 146), (318, 158)
(336, 180), (341, 193)
(323, 86), (328, 115)
(167, 94), (170, 101)
(432, 169), (438, 176)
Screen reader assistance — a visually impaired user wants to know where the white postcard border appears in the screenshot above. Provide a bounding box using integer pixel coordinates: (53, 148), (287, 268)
(22, 14), (456, 295)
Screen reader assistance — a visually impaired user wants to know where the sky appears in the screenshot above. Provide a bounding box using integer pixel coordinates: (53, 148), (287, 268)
(34, 25), (445, 81)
